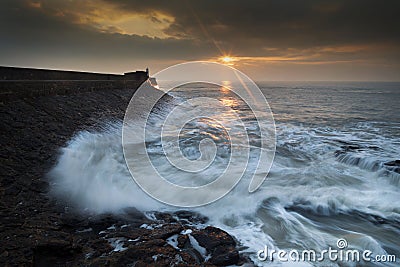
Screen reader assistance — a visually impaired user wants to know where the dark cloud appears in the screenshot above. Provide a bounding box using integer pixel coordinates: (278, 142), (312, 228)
(0, 0), (399, 80)
(106, 0), (400, 51)
(0, 0), (217, 72)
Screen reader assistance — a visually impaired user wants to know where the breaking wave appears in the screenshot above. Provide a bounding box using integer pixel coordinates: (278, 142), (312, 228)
(49, 82), (400, 266)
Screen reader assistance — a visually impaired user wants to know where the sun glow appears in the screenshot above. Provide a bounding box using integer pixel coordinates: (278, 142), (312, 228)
(222, 56), (233, 63)
(219, 56), (237, 65)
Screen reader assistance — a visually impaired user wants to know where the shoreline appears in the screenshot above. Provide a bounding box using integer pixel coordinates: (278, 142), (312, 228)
(0, 82), (248, 266)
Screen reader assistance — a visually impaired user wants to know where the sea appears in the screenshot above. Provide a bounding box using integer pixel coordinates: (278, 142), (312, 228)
(50, 81), (400, 266)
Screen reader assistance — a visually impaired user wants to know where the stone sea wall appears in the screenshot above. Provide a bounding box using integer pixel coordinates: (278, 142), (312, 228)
(0, 67), (247, 266)
(0, 66), (148, 100)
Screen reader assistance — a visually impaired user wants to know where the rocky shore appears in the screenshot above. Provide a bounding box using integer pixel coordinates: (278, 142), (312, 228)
(0, 84), (249, 266)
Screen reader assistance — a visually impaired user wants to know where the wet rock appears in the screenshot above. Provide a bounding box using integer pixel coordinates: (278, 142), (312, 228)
(334, 144), (362, 157)
(0, 87), (248, 266)
(150, 224), (183, 240)
(33, 238), (82, 267)
(341, 145), (361, 150)
(384, 160), (400, 173)
(152, 211), (178, 223)
(192, 226), (240, 266)
(209, 245), (239, 266)
(30, 179), (49, 193)
(192, 226), (236, 250)
(121, 207), (149, 224)
(61, 213), (89, 228)
(178, 234), (190, 248)
(384, 160), (400, 166)
(174, 210), (209, 224)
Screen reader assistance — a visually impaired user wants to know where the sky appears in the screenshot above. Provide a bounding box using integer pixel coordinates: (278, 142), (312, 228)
(1, 0), (399, 81)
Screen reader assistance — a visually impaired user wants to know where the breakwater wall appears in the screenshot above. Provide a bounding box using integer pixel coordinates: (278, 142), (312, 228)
(0, 66), (245, 266)
(0, 66), (148, 100)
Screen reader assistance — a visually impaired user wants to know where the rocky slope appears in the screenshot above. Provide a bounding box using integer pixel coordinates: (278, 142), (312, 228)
(0, 86), (249, 266)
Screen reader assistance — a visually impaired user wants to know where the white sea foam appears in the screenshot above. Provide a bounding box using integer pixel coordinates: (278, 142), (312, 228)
(49, 82), (400, 266)
(49, 120), (400, 265)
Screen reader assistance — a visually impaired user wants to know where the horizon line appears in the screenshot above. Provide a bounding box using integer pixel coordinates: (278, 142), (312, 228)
(1, 65), (399, 83)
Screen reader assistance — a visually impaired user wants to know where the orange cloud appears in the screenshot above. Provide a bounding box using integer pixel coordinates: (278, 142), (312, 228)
(26, 0), (176, 38)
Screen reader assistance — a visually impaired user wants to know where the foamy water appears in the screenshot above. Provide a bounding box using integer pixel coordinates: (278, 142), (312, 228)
(49, 81), (400, 266)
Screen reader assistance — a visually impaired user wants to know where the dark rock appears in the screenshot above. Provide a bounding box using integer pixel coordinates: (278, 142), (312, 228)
(334, 144), (362, 157)
(209, 245), (239, 266)
(30, 179), (49, 193)
(33, 238), (82, 267)
(174, 210), (209, 224)
(178, 234), (190, 248)
(113, 239), (178, 266)
(384, 160), (400, 173)
(0, 84), (248, 266)
(152, 211), (178, 223)
(192, 226), (236, 250)
(150, 224), (183, 240)
(122, 207), (146, 220)
(341, 145), (361, 150)
(191, 226), (240, 266)
(61, 213), (89, 228)
(384, 160), (400, 167)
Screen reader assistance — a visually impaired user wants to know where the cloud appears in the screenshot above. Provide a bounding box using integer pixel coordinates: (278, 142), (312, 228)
(0, 0), (215, 71)
(105, 0), (400, 49)
(21, 0), (176, 37)
(0, 0), (399, 80)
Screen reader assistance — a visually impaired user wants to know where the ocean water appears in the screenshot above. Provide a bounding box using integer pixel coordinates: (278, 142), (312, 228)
(50, 81), (400, 266)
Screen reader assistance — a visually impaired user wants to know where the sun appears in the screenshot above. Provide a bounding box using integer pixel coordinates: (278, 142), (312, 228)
(222, 56), (233, 63)
(219, 56), (237, 65)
